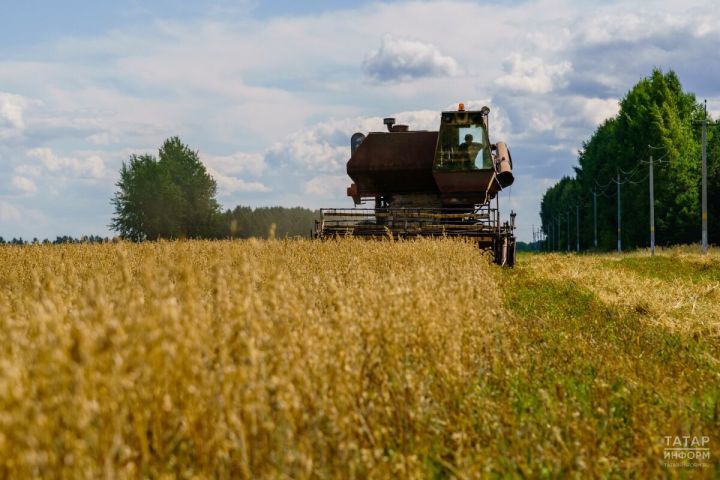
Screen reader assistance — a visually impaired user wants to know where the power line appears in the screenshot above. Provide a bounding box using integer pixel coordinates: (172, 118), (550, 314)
(596, 188), (615, 199)
(624, 171), (650, 185)
(594, 178), (614, 191)
(618, 162), (642, 177)
(640, 149), (671, 164)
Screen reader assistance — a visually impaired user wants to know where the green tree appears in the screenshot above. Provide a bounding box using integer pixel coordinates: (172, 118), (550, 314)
(541, 69), (709, 250)
(614, 69), (702, 246)
(111, 137), (221, 240)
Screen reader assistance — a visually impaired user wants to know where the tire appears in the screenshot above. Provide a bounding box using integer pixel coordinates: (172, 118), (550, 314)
(506, 237), (517, 268)
(494, 237), (508, 267)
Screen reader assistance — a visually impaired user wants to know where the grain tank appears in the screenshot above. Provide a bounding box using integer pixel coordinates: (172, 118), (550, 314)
(315, 104), (517, 266)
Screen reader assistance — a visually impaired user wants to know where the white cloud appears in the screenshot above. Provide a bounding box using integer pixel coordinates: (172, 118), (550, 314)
(14, 164), (42, 176)
(86, 131), (119, 145)
(26, 147), (106, 179)
(266, 130), (348, 173)
(495, 54), (572, 94)
(529, 112), (558, 133)
(202, 152), (266, 177)
(0, 201), (21, 221)
(363, 34), (460, 82)
(575, 97), (620, 127)
(303, 175), (350, 199)
(393, 109), (439, 131)
(12, 175), (37, 194)
(0, 92), (27, 138)
(207, 167), (270, 194)
(571, 11), (694, 47)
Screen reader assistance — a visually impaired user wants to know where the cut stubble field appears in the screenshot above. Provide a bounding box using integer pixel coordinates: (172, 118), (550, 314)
(0, 239), (718, 478)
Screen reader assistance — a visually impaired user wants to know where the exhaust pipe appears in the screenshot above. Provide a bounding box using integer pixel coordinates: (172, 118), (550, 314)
(383, 117), (395, 132)
(383, 117), (408, 132)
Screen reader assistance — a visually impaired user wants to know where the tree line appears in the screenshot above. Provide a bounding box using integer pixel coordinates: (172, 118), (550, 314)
(541, 69), (720, 251)
(110, 137), (318, 241)
(0, 236), (109, 245)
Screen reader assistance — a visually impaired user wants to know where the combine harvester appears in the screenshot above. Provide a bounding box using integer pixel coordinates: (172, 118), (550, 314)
(314, 104), (518, 267)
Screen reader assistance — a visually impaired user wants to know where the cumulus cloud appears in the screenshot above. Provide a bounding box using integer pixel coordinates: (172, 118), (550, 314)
(85, 131), (120, 145)
(0, 201), (21, 221)
(573, 97), (620, 127)
(12, 176), (37, 194)
(570, 11), (694, 47)
(363, 35), (460, 82)
(14, 164), (42, 176)
(207, 167), (270, 194)
(266, 130), (347, 173)
(0, 92), (27, 138)
(264, 116), (383, 173)
(528, 112), (558, 134)
(303, 175), (350, 198)
(495, 54), (572, 94)
(202, 152), (266, 177)
(393, 109), (440, 131)
(26, 147), (106, 179)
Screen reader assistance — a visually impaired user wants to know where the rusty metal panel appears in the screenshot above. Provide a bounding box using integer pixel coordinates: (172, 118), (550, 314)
(347, 131), (438, 196)
(432, 170), (500, 204)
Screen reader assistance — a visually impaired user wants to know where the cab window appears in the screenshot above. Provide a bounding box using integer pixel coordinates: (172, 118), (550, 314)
(434, 123), (492, 170)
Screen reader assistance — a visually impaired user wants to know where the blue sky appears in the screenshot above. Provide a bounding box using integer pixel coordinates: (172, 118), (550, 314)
(1, 0), (719, 241)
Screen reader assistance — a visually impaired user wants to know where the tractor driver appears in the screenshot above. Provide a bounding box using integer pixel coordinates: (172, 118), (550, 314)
(458, 134), (482, 167)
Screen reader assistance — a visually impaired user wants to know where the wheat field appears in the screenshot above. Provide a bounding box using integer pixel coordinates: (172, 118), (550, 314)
(0, 239), (718, 478)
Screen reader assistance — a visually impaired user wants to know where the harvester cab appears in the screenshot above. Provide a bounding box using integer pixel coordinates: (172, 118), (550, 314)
(315, 104), (518, 267)
(431, 105), (514, 207)
(435, 106), (492, 171)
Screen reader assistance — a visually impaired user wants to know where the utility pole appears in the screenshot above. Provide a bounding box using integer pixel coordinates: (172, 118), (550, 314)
(649, 154), (655, 256)
(549, 221), (553, 251)
(566, 211), (570, 252)
(701, 102), (708, 253)
(576, 203), (580, 253)
(692, 100), (719, 253)
(617, 169), (621, 253)
(557, 216), (561, 251)
(593, 190), (598, 249)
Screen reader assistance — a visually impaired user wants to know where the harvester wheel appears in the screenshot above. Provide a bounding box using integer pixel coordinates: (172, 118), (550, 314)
(494, 237), (508, 267)
(506, 237), (517, 268)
